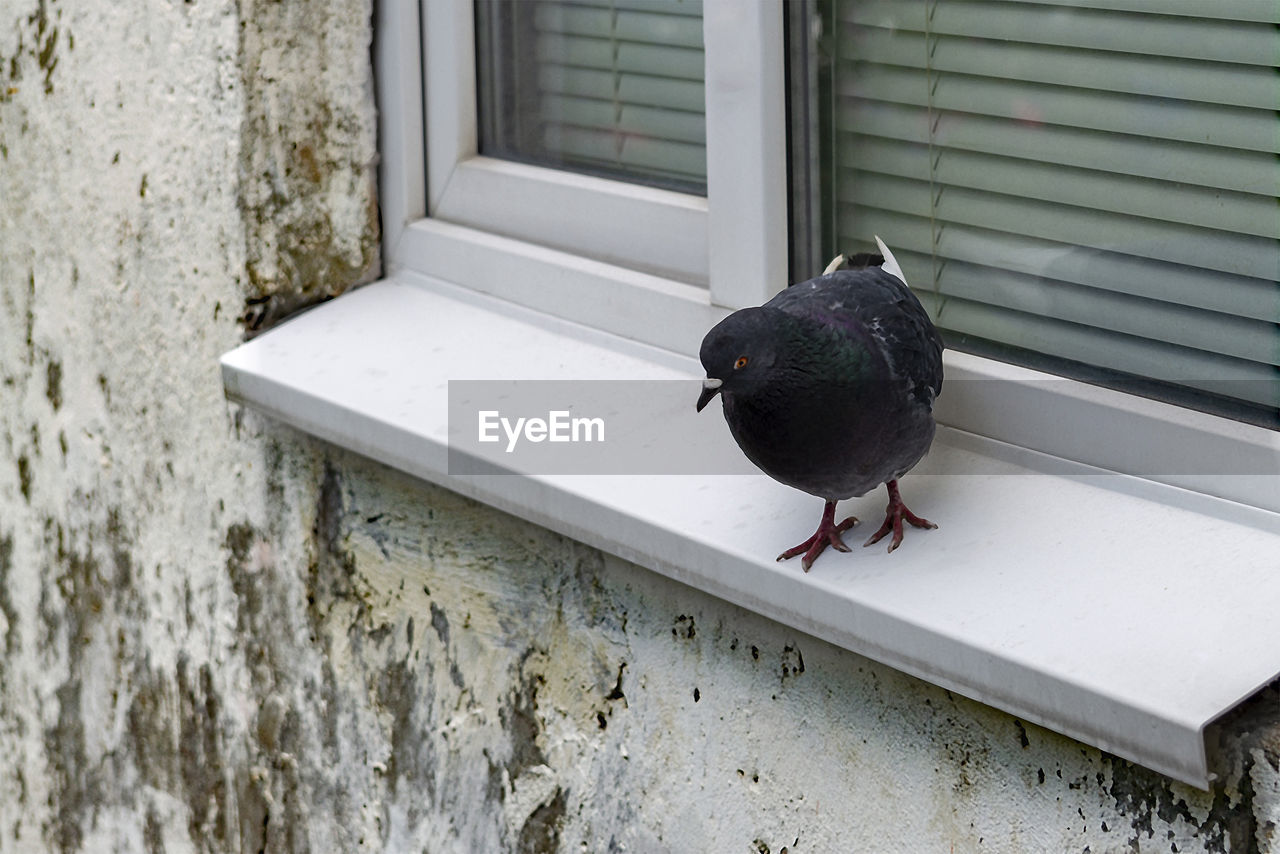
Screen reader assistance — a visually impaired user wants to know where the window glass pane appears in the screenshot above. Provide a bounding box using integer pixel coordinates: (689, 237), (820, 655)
(798, 0), (1279, 428)
(476, 0), (708, 195)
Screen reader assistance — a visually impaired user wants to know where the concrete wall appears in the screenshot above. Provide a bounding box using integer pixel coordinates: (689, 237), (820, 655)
(2, 2), (1278, 851)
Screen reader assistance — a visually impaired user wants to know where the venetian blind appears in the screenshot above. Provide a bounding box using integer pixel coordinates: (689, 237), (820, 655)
(476, 0), (707, 194)
(829, 0), (1279, 423)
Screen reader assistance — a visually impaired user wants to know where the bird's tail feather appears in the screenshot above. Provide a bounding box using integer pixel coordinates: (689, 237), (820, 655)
(822, 251), (885, 276)
(822, 254), (847, 275)
(873, 235), (908, 287)
(821, 236), (907, 287)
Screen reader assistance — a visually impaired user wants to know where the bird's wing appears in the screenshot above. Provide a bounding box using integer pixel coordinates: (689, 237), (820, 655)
(867, 273), (944, 406)
(769, 267), (944, 404)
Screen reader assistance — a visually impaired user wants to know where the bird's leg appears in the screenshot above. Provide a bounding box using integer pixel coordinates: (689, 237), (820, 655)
(777, 500), (859, 572)
(863, 479), (937, 553)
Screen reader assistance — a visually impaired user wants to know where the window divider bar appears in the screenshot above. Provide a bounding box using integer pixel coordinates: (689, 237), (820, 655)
(704, 0), (790, 309)
(423, 0), (479, 215)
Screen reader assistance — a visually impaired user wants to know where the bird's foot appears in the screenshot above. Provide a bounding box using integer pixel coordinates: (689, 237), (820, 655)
(777, 500), (859, 572)
(863, 479), (937, 553)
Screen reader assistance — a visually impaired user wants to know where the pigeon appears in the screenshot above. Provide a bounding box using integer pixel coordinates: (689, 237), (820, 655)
(696, 237), (943, 571)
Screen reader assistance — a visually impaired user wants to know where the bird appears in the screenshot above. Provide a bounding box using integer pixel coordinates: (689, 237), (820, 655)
(696, 237), (943, 571)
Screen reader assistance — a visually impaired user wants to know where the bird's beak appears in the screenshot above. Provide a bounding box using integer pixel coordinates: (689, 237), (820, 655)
(696, 377), (723, 413)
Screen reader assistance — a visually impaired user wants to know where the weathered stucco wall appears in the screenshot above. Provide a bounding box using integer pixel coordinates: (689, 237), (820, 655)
(2, 2), (1279, 852)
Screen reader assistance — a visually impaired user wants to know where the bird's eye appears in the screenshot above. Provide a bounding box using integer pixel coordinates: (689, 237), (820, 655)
(734, 356), (749, 370)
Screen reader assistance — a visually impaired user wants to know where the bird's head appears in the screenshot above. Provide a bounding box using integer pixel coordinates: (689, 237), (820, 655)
(696, 307), (781, 412)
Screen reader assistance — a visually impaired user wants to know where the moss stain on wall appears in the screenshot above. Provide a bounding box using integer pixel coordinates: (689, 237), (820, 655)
(0, 0), (61, 107)
(234, 0), (380, 336)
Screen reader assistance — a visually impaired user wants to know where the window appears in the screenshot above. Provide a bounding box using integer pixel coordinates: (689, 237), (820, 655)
(427, 0), (1279, 433)
(474, 0), (709, 195)
(390, 0), (1277, 504)
(790, 0), (1279, 428)
(414, 0), (788, 328)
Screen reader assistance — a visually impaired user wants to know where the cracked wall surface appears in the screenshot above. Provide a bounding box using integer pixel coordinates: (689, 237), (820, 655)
(2, 1), (1280, 852)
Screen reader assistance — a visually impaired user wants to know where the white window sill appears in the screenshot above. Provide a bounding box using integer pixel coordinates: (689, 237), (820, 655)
(220, 270), (1280, 790)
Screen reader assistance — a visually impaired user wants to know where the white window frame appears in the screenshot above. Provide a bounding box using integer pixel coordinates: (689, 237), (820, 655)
(383, 0), (789, 355)
(223, 0), (1280, 790)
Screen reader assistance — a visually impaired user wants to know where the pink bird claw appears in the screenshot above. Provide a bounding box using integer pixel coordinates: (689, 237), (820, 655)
(863, 479), (936, 553)
(777, 500), (859, 572)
